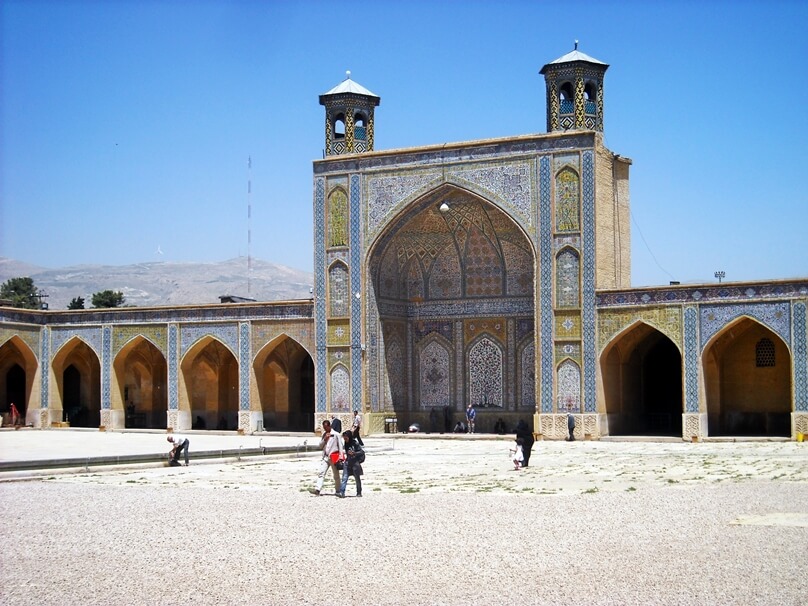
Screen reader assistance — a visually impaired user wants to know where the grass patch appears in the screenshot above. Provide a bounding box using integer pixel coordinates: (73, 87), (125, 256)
(399, 487), (420, 493)
(626, 486), (636, 492)
(582, 487), (599, 494)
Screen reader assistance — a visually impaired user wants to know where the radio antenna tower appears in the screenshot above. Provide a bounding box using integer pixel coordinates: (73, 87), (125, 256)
(247, 155), (253, 296)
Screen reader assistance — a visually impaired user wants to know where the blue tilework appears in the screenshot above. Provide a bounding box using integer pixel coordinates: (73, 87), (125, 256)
(350, 174), (362, 411)
(699, 302), (791, 351)
(168, 323), (178, 410)
(40, 327), (50, 409)
(101, 326), (111, 409)
(684, 306), (699, 412)
(239, 322), (250, 411)
(794, 302), (807, 412)
(52, 327), (102, 359)
(315, 177), (328, 412)
(180, 323), (238, 359)
(581, 151), (596, 413)
(539, 157), (553, 413)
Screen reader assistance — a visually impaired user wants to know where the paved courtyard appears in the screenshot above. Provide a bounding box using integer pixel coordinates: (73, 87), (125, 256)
(1, 432), (806, 605)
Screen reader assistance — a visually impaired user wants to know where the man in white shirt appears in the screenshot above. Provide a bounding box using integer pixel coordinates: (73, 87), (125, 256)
(313, 419), (343, 496)
(167, 435), (190, 466)
(351, 410), (364, 446)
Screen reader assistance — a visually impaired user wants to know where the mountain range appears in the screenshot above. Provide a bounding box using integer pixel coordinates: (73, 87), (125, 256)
(0, 257), (314, 310)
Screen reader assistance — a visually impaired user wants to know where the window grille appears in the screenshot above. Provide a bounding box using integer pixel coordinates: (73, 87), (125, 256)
(755, 338), (775, 367)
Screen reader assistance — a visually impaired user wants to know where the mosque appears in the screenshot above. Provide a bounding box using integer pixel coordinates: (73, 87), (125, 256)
(2, 47), (807, 440)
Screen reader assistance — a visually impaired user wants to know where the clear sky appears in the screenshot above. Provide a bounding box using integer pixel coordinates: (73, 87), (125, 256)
(2, 0), (806, 287)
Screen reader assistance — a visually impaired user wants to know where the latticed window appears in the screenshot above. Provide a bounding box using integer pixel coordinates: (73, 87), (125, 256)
(755, 338), (775, 367)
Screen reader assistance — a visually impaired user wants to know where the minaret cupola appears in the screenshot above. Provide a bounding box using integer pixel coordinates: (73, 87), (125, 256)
(540, 42), (608, 132)
(319, 71), (380, 156)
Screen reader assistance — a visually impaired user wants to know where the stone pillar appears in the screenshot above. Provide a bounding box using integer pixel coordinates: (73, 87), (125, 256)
(683, 413), (707, 441)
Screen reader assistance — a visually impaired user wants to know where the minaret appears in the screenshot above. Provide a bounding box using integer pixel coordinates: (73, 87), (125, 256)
(319, 71), (380, 156)
(540, 42), (608, 132)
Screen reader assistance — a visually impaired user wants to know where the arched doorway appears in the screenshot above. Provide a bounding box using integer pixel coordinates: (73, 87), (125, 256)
(0, 336), (37, 423)
(601, 322), (683, 436)
(180, 338), (238, 431)
(703, 318), (791, 436)
(113, 337), (167, 429)
(52, 338), (101, 428)
(368, 185), (535, 430)
(254, 335), (314, 431)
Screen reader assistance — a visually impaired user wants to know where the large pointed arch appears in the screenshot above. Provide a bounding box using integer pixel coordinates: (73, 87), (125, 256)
(367, 183), (535, 428)
(112, 336), (167, 429)
(51, 336), (101, 428)
(600, 320), (683, 436)
(253, 334), (314, 431)
(179, 336), (239, 431)
(702, 316), (791, 436)
(0, 335), (38, 423)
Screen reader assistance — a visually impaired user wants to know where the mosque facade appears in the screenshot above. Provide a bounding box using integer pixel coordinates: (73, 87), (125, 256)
(2, 48), (807, 440)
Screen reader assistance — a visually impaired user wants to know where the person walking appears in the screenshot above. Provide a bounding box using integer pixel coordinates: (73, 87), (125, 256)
(466, 403), (476, 434)
(313, 419), (343, 496)
(9, 402), (21, 427)
(510, 437), (524, 470)
(167, 435), (190, 466)
(567, 405), (576, 441)
(351, 410), (364, 446)
(338, 430), (365, 498)
(515, 419), (534, 468)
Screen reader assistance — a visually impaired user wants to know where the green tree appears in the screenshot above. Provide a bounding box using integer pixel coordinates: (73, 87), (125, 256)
(0, 277), (43, 309)
(91, 290), (125, 308)
(67, 296), (85, 310)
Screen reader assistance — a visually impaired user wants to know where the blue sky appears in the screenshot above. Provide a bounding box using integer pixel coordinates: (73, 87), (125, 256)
(2, 0), (806, 287)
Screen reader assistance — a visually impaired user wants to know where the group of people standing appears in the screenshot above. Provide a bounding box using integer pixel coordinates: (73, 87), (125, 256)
(313, 410), (365, 498)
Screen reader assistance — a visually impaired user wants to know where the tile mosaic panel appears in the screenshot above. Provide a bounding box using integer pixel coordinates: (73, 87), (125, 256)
(350, 174), (362, 412)
(0, 326), (40, 361)
(330, 364), (350, 412)
(412, 320), (453, 342)
(40, 326), (49, 409)
(112, 325), (167, 356)
(385, 338), (405, 409)
(597, 307), (683, 353)
(553, 153), (580, 172)
(794, 302), (807, 412)
(555, 342), (582, 365)
(464, 318), (506, 346)
(581, 150), (596, 413)
(328, 348), (350, 370)
(328, 262), (349, 317)
(468, 336), (503, 408)
(239, 322), (250, 411)
(418, 339), (451, 409)
(328, 187), (348, 247)
(700, 302), (790, 350)
(539, 156), (554, 413)
(180, 323), (238, 359)
(102, 326), (111, 410)
(367, 171), (442, 236)
(684, 307), (699, 413)
(555, 312), (581, 340)
(452, 162), (533, 227)
(596, 281), (808, 307)
(52, 326), (102, 358)
(328, 320), (350, 346)
(251, 321), (314, 361)
(315, 177), (327, 412)
(516, 318), (534, 343)
(555, 167), (580, 232)
(520, 341), (536, 410)
(557, 359), (581, 412)
(168, 324), (178, 410)
(556, 248), (580, 308)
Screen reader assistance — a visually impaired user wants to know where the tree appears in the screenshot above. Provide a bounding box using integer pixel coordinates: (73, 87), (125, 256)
(67, 296), (85, 310)
(0, 277), (43, 309)
(91, 290), (125, 308)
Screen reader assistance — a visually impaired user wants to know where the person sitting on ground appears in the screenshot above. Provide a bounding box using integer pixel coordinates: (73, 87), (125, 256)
(453, 420), (466, 434)
(494, 417), (506, 435)
(167, 435), (190, 466)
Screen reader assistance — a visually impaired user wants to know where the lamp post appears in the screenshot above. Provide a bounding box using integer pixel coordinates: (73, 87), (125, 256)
(714, 271), (725, 284)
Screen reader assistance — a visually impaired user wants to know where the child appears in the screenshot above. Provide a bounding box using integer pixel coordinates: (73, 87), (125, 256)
(510, 437), (524, 470)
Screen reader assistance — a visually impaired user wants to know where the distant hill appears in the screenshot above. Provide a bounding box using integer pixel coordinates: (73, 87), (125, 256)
(0, 257), (313, 310)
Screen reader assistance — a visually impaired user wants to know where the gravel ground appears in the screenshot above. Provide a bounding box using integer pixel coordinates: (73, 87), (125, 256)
(1, 439), (806, 605)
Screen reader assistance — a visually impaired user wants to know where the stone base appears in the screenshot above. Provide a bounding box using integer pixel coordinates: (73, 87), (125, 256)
(100, 409), (125, 430)
(314, 412), (354, 434)
(683, 413), (707, 441)
(240, 411), (263, 433)
(167, 410), (191, 432)
(792, 413), (808, 440)
(27, 407), (63, 428)
(538, 413), (601, 440)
